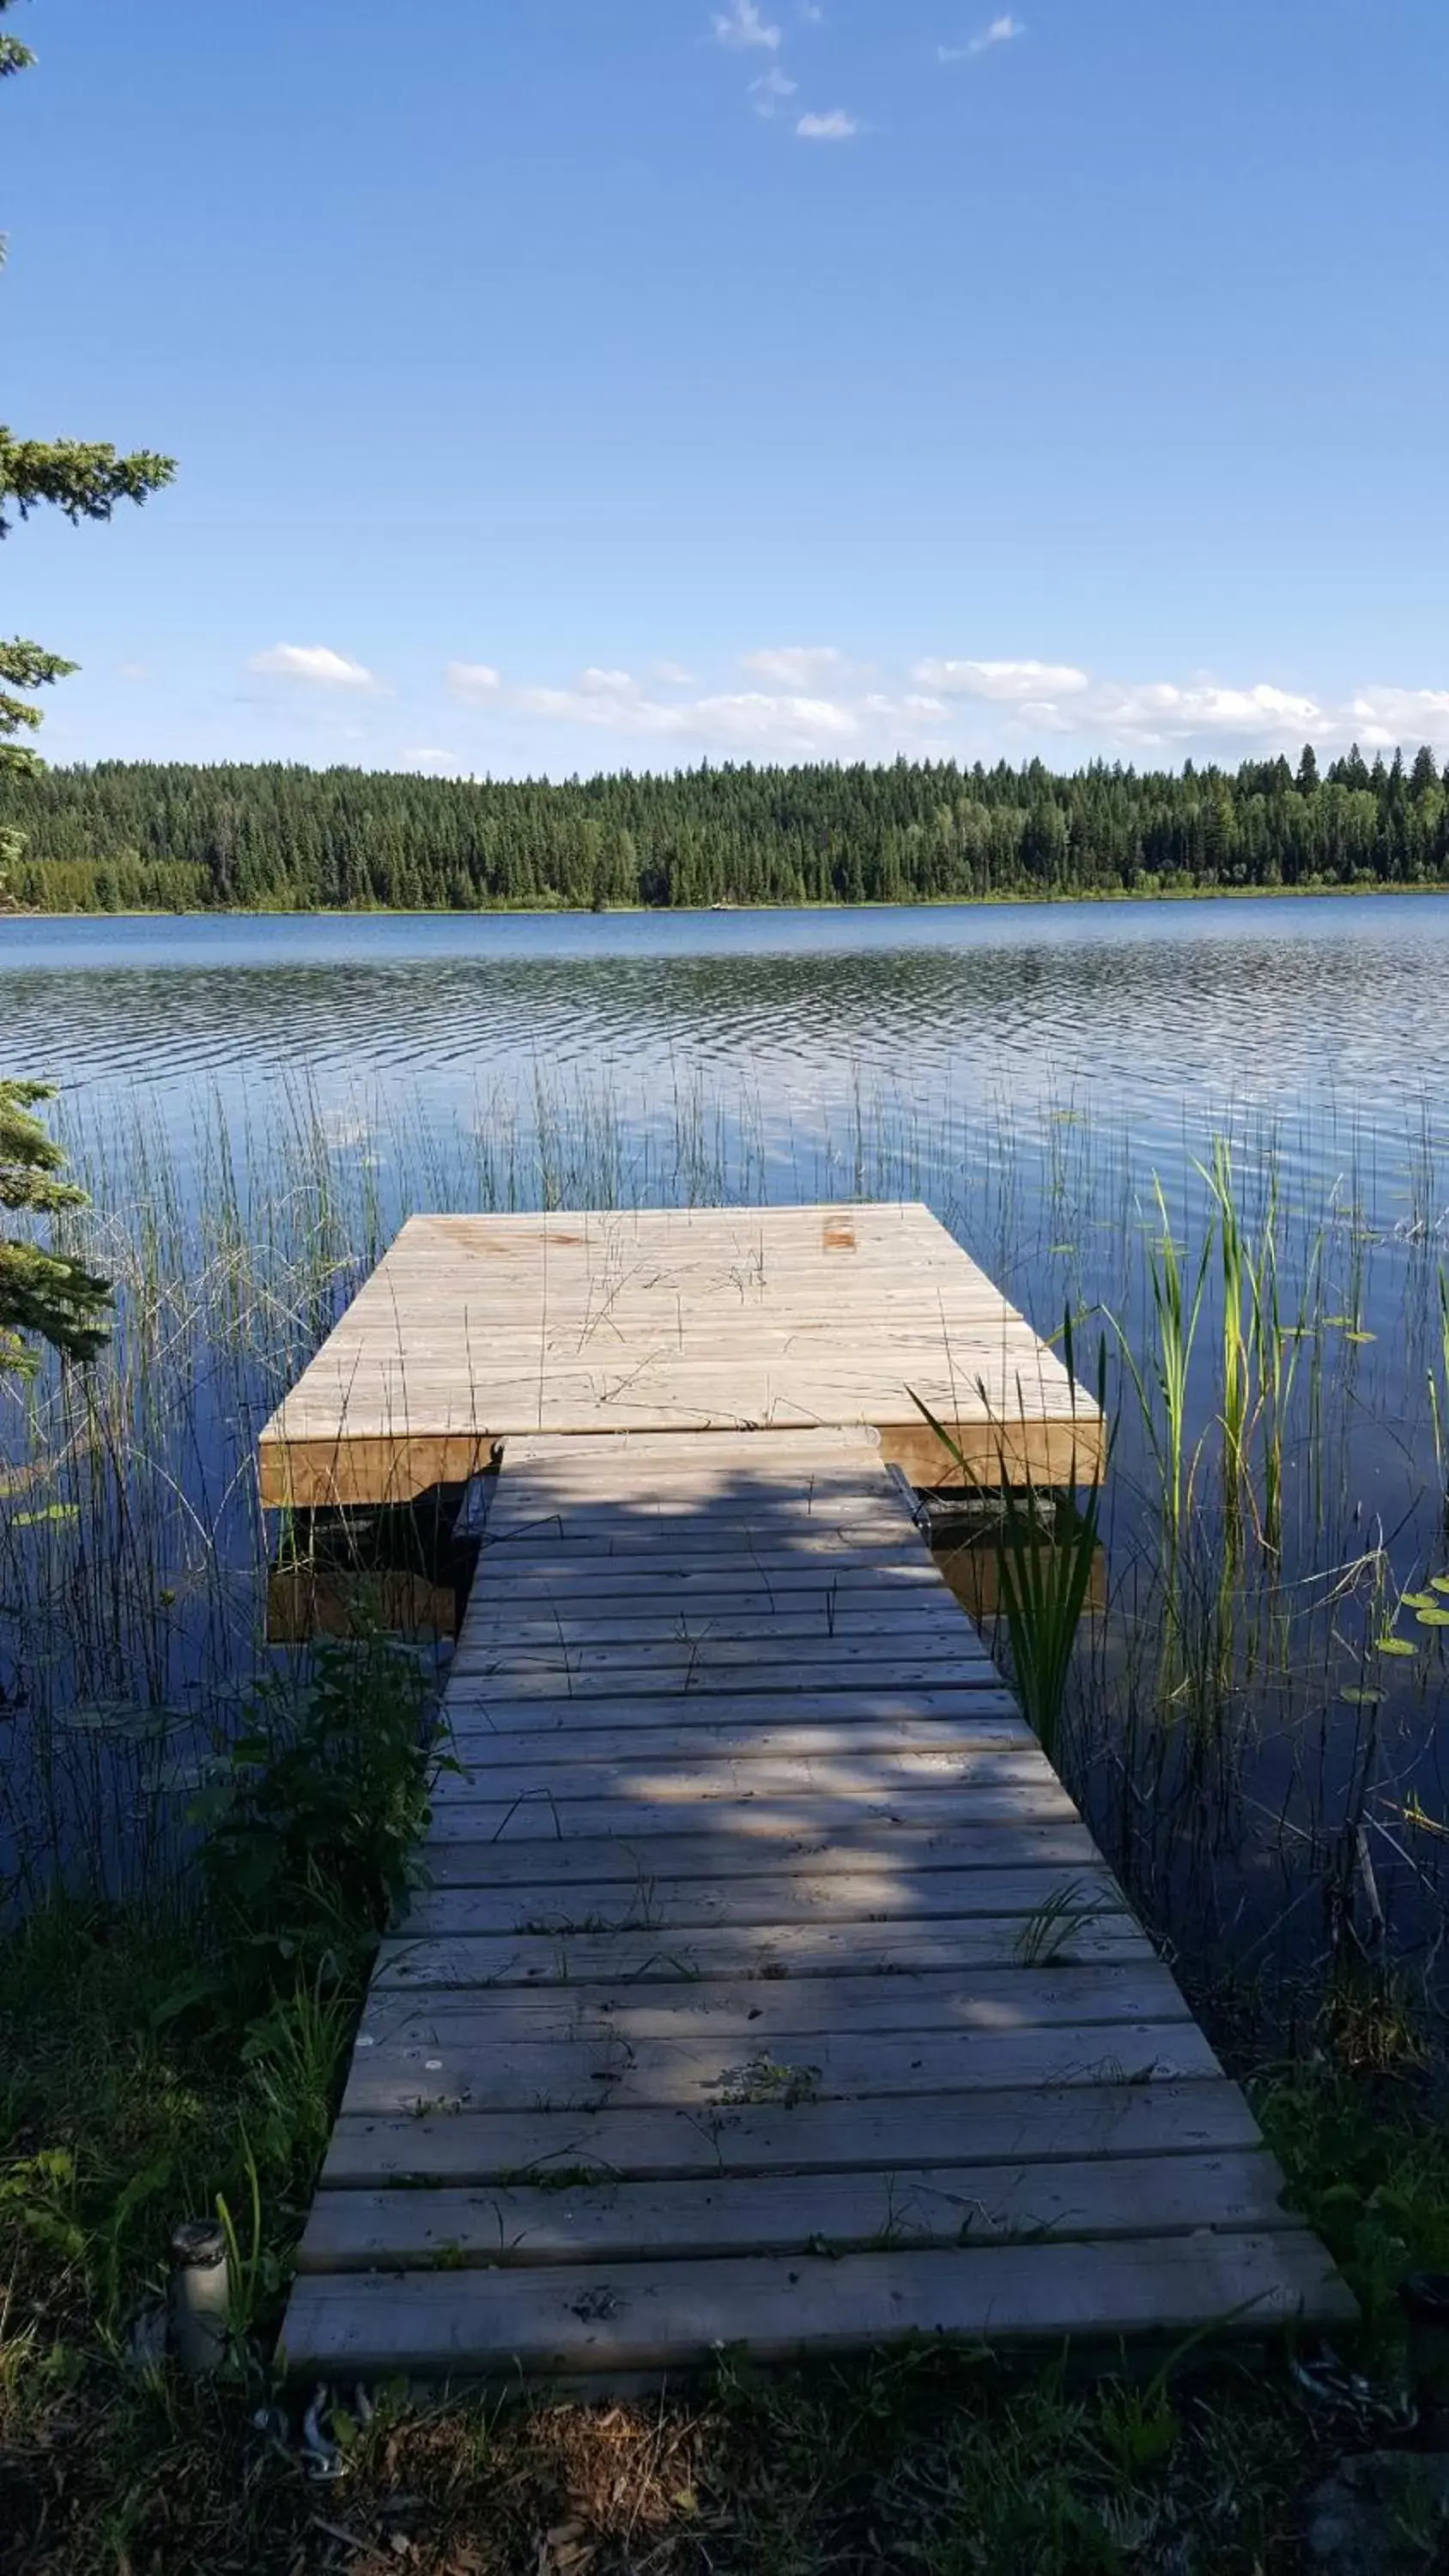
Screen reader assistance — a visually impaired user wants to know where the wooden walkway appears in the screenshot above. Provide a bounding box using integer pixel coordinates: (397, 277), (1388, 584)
(283, 1425), (1352, 2385)
(258, 1203), (1106, 1507)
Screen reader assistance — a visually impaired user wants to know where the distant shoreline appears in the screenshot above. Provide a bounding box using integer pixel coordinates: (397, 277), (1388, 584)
(4, 881), (1449, 924)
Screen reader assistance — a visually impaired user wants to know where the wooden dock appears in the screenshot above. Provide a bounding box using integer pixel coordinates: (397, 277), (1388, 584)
(258, 1203), (1106, 1507)
(279, 1388), (1353, 2383)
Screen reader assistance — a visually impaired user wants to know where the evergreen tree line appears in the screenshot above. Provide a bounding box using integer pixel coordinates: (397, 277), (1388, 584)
(1, 743), (1446, 914)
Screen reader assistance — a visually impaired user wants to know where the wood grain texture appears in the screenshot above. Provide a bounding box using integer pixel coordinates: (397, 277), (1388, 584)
(372, 1912), (1155, 1991)
(282, 1425), (1349, 2386)
(297, 2149), (1298, 2271)
(283, 2232), (1355, 2379)
(318, 2081), (1275, 2186)
(257, 1204), (1104, 1503)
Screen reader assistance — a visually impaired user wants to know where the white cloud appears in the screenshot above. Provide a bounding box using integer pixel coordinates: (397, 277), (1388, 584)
(797, 108), (858, 139)
(447, 660), (504, 702)
(117, 661), (154, 683)
(750, 66), (798, 114)
(741, 644), (846, 686)
(712, 1), (780, 49)
(940, 15), (1025, 61)
(510, 667), (858, 757)
(1092, 679), (1324, 746)
(1346, 687), (1449, 751)
(433, 646), (1449, 770)
(248, 642), (382, 692)
(915, 657), (1090, 702)
(403, 746), (462, 772)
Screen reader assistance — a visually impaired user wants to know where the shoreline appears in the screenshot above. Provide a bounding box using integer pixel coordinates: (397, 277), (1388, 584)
(3, 879), (1449, 924)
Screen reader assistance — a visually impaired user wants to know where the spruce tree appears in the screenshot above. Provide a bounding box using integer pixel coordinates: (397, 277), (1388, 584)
(0, 1083), (112, 1370)
(1, 0), (173, 1364)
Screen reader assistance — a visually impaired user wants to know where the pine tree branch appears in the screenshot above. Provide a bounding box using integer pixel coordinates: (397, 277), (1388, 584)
(0, 429), (177, 537)
(0, 1242), (112, 1365)
(0, 638), (76, 687)
(0, 1084), (112, 1365)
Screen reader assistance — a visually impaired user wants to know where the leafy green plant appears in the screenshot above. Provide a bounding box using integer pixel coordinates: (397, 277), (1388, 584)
(0, 2148), (85, 2266)
(187, 1627), (434, 2011)
(1258, 2051), (1449, 2336)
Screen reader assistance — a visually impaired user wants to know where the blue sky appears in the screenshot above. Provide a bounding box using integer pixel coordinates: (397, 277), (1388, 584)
(5, 0), (1447, 778)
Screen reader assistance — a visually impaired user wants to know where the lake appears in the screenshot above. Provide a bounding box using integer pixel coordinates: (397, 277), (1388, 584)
(3, 894), (1448, 2016)
(3, 898), (1448, 1203)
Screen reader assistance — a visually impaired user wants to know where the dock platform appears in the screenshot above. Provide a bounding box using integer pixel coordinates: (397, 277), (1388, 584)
(279, 1399), (1353, 2385)
(258, 1203), (1106, 1506)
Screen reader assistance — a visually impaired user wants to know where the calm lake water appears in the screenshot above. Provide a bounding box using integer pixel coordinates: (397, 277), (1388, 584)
(3, 898), (1449, 1206)
(3, 895), (1448, 2005)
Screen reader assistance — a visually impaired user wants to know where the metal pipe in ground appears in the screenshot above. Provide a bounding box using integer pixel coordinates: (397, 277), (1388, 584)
(169, 2220), (229, 2374)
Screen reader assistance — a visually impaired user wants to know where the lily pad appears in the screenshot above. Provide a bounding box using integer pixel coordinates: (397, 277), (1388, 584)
(10, 1503), (80, 1528)
(1431, 1575), (1449, 1596)
(1400, 1593), (1437, 1613)
(1340, 1686), (1385, 1705)
(147, 1755), (215, 1796)
(54, 1701), (190, 1741)
(1415, 1607), (1449, 1629)
(1375, 1636), (1417, 1658)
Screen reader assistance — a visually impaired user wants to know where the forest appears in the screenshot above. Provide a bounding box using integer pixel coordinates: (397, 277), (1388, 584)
(1, 743), (1446, 913)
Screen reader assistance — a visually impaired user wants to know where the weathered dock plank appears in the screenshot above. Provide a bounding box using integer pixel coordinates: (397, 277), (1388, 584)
(287, 2233), (1349, 2379)
(281, 1418), (1354, 2386)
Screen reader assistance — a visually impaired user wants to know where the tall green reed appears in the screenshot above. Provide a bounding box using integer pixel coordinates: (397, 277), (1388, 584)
(1, 1073), (1445, 2032)
(910, 1322), (1107, 1765)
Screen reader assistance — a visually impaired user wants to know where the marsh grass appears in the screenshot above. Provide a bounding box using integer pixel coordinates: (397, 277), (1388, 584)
(3, 1077), (1449, 2567)
(912, 1324), (1108, 1765)
(2, 1072), (1447, 2005)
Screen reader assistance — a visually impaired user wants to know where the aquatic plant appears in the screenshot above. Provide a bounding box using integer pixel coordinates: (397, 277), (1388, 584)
(0, 1072), (1445, 2034)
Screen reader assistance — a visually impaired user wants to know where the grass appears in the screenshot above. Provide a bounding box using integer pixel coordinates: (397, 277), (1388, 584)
(3, 1076), (1449, 2567)
(0, 1625), (435, 2363)
(0, 1917), (1427, 2576)
(7, 1919), (1445, 2574)
(0, 2331), (1356, 2574)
